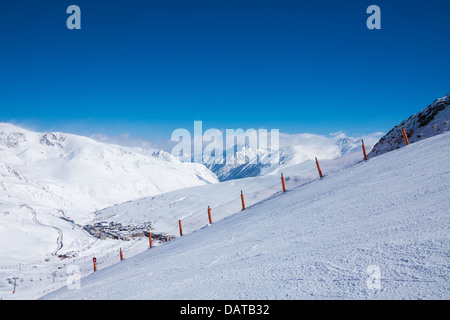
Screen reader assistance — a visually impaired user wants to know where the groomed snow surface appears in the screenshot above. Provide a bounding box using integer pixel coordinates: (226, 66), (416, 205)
(42, 132), (450, 300)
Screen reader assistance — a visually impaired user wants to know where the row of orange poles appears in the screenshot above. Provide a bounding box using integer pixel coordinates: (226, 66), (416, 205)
(149, 232), (152, 249)
(92, 247), (125, 271)
(402, 127), (410, 145)
(94, 128), (411, 273)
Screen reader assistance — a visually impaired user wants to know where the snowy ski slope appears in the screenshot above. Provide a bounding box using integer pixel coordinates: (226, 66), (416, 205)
(42, 131), (450, 300)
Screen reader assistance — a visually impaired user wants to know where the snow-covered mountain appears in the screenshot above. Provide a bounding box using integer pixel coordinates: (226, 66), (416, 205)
(368, 93), (450, 158)
(91, 149), (369, 238)
(0, 123), (218, 220)
(0, 123), (218, 262)
(204, 131), (383, 181)
(0, 123), (370, 299)
(0, 123), (220, 298)
(42, 130), (450, 300)
(4, 95), (447, 299)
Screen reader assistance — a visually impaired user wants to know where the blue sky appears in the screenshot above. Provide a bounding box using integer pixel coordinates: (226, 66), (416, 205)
(0, 0), (449, 143)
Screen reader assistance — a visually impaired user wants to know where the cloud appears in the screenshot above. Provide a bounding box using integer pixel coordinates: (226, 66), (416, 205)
(89, 129), (385, 159)
(90, 133), (162, 150)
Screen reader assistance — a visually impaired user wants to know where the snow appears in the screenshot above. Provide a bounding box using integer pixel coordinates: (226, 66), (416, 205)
(0, 123), (218, 299)
(0, 122), (376, 300)
(92, 149), (367, 238)
(204, 130), (383, 181)
(40, 131), (450, 300)
(0, 123), (218, 221)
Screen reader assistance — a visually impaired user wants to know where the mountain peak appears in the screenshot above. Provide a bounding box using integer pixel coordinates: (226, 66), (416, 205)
(368, 94), (450, 158)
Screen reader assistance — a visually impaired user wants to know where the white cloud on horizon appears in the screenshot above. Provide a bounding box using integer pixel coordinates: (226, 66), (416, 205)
(90, 129), (385, 153)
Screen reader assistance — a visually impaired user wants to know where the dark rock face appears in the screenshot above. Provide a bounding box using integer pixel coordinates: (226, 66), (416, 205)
(368, 94), (450, 159)
(416, 98), (448, 128)
(40, 132), (58, 146)
(0, 132), (26, 148)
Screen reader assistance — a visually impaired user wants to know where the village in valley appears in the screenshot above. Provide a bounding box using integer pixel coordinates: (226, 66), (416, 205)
(61, 217), (174, 243)
(81, 220), (153, 241)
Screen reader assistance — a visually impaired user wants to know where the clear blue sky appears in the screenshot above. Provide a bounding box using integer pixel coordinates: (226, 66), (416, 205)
(0, 0), (449, 142)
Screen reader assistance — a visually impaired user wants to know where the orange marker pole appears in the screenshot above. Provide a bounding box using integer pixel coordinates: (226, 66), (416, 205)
(93, 257), (97, 272)
(361, 139), (368, 161)
(179, 219), (183, 237)
(240, 190), (246, 211)
(119, 248), (123, 261)
(281, 173), (286, 192)
(401, 128), (409, 145)
(149, 232), (153, 249)
(315, 157), (323, 179)
(208, 206), (212, 224)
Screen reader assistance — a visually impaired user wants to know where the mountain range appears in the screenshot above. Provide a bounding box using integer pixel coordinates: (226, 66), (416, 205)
(0, 123), (218, 223)
(1, 93), (449, 299)
(203, 131), (382, 181)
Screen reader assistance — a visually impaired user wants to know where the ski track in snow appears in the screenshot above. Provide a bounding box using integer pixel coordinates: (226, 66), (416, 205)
(20, 205), (63, 256)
